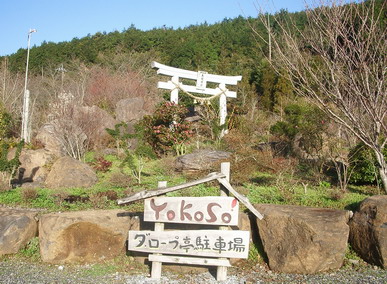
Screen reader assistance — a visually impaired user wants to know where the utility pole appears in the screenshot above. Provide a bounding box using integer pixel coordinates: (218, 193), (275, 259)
(21, 28), (36, 143)
(56, 63), (67, 94)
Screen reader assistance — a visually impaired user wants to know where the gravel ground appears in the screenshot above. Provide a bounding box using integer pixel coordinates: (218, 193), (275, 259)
(0, 260), (386, 284)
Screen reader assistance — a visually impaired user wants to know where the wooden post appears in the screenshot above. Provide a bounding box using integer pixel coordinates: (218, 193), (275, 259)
(217, 162), (230, 281)
(150, 181), (167, 279)
(220, 162), (230, 197)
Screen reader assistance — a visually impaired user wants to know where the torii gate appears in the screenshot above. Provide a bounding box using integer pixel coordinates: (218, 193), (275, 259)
(151, 61), (242, 133)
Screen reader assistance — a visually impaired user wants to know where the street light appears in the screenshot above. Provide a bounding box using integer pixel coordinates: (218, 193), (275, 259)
(21, 28), (37, 143)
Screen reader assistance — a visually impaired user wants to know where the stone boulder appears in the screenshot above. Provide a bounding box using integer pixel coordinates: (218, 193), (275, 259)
(73, 105), (118, 149)
(45, 156), (97, 189)
(9, 149), (55, 188)
(35, 120), (87, 157)
(115, 97), (149, 123)
(254, 204), (351, 274)
(175, 150), (231, 171)
(349, 195), (387, 268)
(39, 210), (139, 263)
(0, 208), (39, 255)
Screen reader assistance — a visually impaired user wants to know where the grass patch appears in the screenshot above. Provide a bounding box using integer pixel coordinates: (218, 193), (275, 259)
(246, 172), (372, 210)
(79, 263), (119, 277)
(0, 154), (375, 213)
(16, 237), (41, 261)
(77, 255), (148, 277)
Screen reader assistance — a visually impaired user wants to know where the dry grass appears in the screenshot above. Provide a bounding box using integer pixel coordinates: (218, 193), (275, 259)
(21, 188), (38, 202)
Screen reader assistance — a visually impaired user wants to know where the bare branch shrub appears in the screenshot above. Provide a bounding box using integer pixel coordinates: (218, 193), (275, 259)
(256, 0), (387, 191)
(21, 188), (38, 202)
(84, 53), (159, 114)
(0, 58), (24, 126)
(47, 94), (88, 160)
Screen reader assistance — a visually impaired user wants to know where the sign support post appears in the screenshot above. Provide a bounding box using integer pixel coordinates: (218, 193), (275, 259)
(150, 181), (167, 279)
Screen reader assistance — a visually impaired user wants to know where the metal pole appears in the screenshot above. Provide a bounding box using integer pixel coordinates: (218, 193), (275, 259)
(21, 29), (36, 143)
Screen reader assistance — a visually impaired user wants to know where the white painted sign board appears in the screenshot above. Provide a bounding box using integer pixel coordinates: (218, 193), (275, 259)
(144, 196), (239, 226)
(129, 230), (250, 259)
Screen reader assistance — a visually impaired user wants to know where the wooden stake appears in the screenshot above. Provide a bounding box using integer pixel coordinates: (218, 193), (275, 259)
(217, 162), (230, 281)
(150, 181), (167, 279)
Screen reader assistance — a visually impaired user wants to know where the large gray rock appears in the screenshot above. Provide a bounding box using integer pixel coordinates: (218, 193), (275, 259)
(349, 195), (387, 268)
(115, 97), (148, 123)
(0, 208), (39, 255)
(175, 150), (231, 171)
(45, 156), (97, 189)
(39, 210), (139, 263)
(13, 149), (55, 187)
(73, 105), (118, 149)
(35, 123), (66, 157)
(35, 120), (87, 157)
(255, 204), (351, 274)
(7, 148), (54, 187)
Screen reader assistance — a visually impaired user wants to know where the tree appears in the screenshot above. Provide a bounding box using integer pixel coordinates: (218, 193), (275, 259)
(257, 0), (387, 192)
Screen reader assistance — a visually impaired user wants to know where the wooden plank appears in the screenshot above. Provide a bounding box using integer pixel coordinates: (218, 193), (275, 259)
(157, 81), (237, 98)
(128, 230), (250, 259)
(152, 61), (242, 85)
(144, 196), (239, 225)
(152, 61), (197, 80)
(117, 172), (225, 205)
(217, 178), (264, 220)
(149, 255), (231, 267)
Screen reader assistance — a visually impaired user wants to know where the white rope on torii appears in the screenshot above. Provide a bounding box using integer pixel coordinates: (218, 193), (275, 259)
(151, 61), (242, 133)
(170, 80), (229, 104)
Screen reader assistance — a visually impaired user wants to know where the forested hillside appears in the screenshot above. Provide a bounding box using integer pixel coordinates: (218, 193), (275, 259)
(5, 14), (281, 73)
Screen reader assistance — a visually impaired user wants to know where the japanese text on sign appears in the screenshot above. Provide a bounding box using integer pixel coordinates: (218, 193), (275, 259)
(128, 230), (249, 259)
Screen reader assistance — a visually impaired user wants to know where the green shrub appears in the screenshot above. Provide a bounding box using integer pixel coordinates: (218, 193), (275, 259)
(120, 150), (145, 184)
(0, 140), (24, 186)
(0, 105), (14, 139)
(140, 101), (193, 156)
(18, 237), (40, 261)
(349, 143), (387, 185)
(105, 122), (135, 151)
(270, 104), (328, 155)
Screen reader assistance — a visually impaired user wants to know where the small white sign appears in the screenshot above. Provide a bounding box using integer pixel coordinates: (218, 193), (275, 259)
(144, 197), (239, 226)
(196, 71), (208, 90)
(129, 230), (250, 259)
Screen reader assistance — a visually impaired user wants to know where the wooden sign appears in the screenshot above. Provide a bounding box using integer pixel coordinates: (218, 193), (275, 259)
(144, 197), (239, 226)
(196, 71), (208, 90)
(129, 230), (249, 259)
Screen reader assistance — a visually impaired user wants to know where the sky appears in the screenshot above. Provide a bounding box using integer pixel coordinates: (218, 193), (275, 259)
(0, 0), (306, 57)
